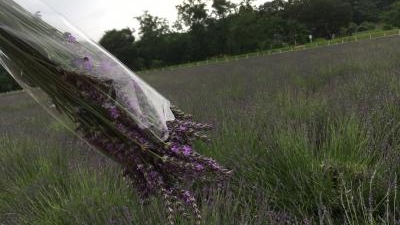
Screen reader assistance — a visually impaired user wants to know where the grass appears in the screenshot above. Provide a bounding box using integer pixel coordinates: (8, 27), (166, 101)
(2, 36), (400, 224)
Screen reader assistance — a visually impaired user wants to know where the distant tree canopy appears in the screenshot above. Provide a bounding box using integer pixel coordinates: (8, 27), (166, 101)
(99, 28), (139, 70)
(383, 1), (400, 27)
(98, 0), (400, 71)
(3, 0), (399, 93)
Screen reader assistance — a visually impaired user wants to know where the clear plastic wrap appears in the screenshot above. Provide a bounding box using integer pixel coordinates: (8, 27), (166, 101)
(0, 0), (174, 140)
(0, 1), (230, 223)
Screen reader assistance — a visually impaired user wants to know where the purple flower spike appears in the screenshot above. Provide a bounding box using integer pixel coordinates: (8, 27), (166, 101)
(109, 106), (119, 119)
(178, 125), (187, 131)
(171, 145), (179, 153)
(63, 32), (76, 43)
(182, 190), (191, 203)
(182, 145), (192, 156)
(71, 56), (93, 72)
(82, 57), (93, 71)
(195, 163), (204, 171)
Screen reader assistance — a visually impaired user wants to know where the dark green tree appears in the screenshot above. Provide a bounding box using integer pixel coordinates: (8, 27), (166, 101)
(296, 0), (353, 38)
(135, 11), (170, 68)
(383, 1), (400, 27)
(99, 28), (139, 70)
(176, 0), (211, 60)
(98, 0), (399, 71)
(212, 0), (236, 18)
(225, 6), (259, 54)
(352, 0), (379, 23)
(136, 11), (170, 40)
(176, 0), (209, 28)
(258, 0), (286, 15)
(374, 0), (397, 10)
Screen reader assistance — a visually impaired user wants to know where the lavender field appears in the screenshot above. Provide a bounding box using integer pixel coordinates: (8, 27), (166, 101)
(2, 36), (400, 224)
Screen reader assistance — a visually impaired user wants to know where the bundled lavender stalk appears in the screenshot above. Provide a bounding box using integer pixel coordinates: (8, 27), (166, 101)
(0, 0), (230, 223)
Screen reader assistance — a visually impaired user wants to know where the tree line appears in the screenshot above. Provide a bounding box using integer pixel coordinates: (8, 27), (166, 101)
(99, 0), (400, 71)
(1, 0), (400, 92)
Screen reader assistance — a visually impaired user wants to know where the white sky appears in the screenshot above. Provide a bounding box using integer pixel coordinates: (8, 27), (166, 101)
(34, 0), (268, 42)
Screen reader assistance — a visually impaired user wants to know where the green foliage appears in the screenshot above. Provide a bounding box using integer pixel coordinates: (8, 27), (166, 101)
(383, 24), (394, 30)
(352, 0), (380, 24)
(345, 22), (358, 35)
(383, 1), (400, 27)
(357, 21), (376, 32)
(176, 0), (209, 28)
(99, 29), (139, 70)
(134, 12), (171, 69)
(98, 0), (399, 71)
(295, 0), (353, 38)
(135, 11), (170, 39)
(211, 0), (236, 18)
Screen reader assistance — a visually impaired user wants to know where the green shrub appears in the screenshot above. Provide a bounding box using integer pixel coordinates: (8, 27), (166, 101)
(357, 22), (376, 32)
(383, 24), (394, 30)
(345, 22), (358, 35)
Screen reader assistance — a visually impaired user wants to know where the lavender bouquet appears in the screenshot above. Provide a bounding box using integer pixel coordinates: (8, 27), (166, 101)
(0, 0), (230, 223)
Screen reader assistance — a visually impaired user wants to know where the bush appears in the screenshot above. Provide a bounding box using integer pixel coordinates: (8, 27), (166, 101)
(357, 22), (376, 32)
(383, 24), (394, 30)
(344, 22), (358, 35)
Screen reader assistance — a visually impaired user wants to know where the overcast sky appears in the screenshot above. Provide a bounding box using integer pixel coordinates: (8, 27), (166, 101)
(31, 0), (267, 42)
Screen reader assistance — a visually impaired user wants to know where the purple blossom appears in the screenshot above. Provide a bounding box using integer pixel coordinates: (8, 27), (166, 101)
(71, 56), (93, 71)
(178, 125), (187, 131)
(64, 32), (76, 43)
(137, 164), (144, 170)
(116, 123), (126, 132)
(108, 105), (120, 119)
(169, 144), (192, 156)
(182, 145), (192, 156)
(182, 190), (192, 204)
(194, 163), (204, 171)
(82, 57), (93, 71)
(210, 161), (221, 170)
(103, 102), (120, 119)
(171, 145), (179, 153)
